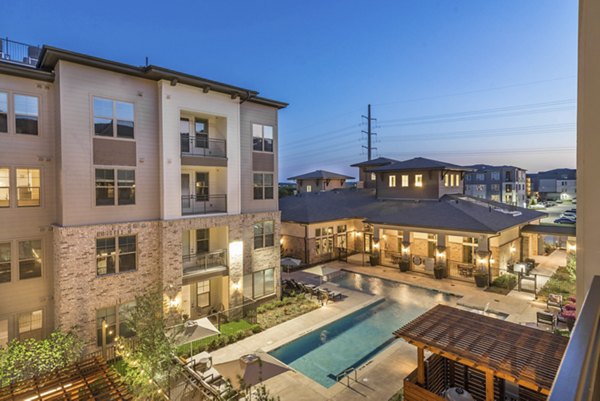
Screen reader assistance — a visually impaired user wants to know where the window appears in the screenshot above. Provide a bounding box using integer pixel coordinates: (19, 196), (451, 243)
(389, 175), (396, 187)
(252, 124), (274, 152)
(315, 226), (334, 255)
(14, 95), (38, 135)
(491, 184), (500, 192)
(118, 302), (135, 339)
(195, 172), (209, 201)
(370, 172), (376, 181)
(415, 174), (423, 187)
(245, 268), (275, 299)
(506, 184), (513, 192)
(0, 242), (10, 283)
(93, 97), (134, 139)
(505, 171), (512, 181)
(491, 172), (500, 181)
(180, 118), (191, 152)
(18, 310), (43, 340)
(476, 173), (485, 181)
(95, 169), (135, 206)
(0, 92), (7, 133)
(455, 174), (460, 186)
(466, 174), (472, 182)
(197, 280), (210, 308)
(96, 303), (135, 346)
(444, 174), (449, 187)
(0, 319), (7, 348)
(306, 185), (312, 192)
(195, 118), (209, 148)
(336, 225), (347, 248)
(196, 229), (209, 253)
(402, 175), (409, 187)
(427, 234), (437, 258)
(254, 221), (274, 249)
(16, 168), (40, 207)
(19, 240), (41, 280)
(253, 173), (274, 200)
(96, 235), (136, 275)
(462, 237), (478, 264)
(0, 168), (9, 207)
(450, 174), (455, 187)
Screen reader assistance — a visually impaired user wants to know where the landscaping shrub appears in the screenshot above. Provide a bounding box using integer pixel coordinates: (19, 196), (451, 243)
(492, 274), (517, 290)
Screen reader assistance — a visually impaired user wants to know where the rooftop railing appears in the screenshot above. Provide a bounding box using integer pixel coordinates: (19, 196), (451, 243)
(549, 275), (600, 401)
(0, 38), (41, 67)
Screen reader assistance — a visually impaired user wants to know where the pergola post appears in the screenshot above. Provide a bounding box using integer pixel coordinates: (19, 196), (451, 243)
(417, 347), (425, 385)
(486, 370), (494, 401)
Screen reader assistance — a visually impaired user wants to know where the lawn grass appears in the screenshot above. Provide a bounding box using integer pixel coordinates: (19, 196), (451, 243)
(538, 265), (576, 302)
(176, 319), (256, 357)
(257, 294), (320, 329)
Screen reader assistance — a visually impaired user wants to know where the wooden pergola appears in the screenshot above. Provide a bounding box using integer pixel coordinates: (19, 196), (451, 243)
(0, 356), (133, 401)
(394, 305), (569, 401)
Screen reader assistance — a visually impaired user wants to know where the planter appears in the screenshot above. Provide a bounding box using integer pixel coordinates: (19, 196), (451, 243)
(566, 318), (575, 331)
(433, 267), (444, 280)
(474, 273), (489, 288)
(399, 260), (410, 272)
(369, 255), (380, 266)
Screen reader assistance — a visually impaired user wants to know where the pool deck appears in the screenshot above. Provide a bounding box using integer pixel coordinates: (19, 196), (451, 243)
(208, 261), (547, 401)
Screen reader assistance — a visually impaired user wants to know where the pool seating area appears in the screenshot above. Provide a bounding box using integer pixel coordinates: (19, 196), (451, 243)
(282, 278), (343, 302)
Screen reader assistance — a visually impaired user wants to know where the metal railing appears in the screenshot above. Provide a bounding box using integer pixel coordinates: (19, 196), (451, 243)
(182, 249), (228, 276)
(549, 275), (600, 401)
(180, 134), (227, 158)
(181, 194), (227, 215)
(0, 37), (41, 67)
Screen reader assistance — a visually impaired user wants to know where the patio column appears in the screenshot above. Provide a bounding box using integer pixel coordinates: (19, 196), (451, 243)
(417, 347), (425, 385)
(485, 370), (494, 401)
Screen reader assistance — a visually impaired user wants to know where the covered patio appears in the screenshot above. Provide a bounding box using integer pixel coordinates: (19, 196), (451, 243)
(394, 305), (568, 401)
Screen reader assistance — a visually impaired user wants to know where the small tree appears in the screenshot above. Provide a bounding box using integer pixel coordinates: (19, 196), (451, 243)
(0, 330), (83, 386)
(116, 288), (181, 400)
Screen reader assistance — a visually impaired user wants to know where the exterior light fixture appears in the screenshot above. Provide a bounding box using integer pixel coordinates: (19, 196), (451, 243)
(568, 244), (577, 252)
(232, 281), (241, 291)
(510, 246), (516, 253)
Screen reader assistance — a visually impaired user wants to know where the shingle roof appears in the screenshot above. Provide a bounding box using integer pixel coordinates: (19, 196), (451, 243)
(466, 163), (525, 171)
(350, 157), (399, 167)
(287, 170), (354, 180)
(369, 157), (472, 172)
(536, 168), (576, 180)
(279, 190), (546, 233)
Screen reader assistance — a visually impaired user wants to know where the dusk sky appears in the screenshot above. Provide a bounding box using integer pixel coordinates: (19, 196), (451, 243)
(2, 1), (578, 181)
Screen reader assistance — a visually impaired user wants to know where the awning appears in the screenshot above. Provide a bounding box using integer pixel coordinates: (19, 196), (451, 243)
(521, 224), (576, 237)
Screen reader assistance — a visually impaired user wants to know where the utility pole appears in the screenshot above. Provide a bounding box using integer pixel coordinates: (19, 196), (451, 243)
(362, 104), (377, 160)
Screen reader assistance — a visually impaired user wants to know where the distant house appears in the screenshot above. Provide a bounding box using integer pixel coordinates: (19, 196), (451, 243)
(287, 170), (354, 193)
(464, 164), (527, 207)
(527, 168), (576, 201)
(280, 157), (547, 284)
(350, 157), (398, 188)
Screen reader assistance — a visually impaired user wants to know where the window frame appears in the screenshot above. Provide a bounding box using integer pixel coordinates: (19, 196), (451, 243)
(245, 268), (275, 299)
(415, 174), (423, 187)
(18, 239), (42, 280)
(254, 221), (275, 250)
(388, 175), (396, 188)
(93, 96), (135, 139)
(252, 123), (274, 153)
(196, 280), (211, 308)
(315, 226), (334, 255)
(0, 241), (11, 283)
(95, 168), (136, 206)
(15, 167), (41, 207)
(0, 167), (9, 208)
(253, 173), (274, 200)
(14, 94), (39, 136)
(18, 309), (43, 340)
(96, 235), (137, 276)
(0, 91), (8, 134)
(401, 175), (409, 187)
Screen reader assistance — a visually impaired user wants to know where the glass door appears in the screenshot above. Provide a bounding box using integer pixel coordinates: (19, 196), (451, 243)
(181, 173), (191, 209)
(180, 118), (190, 153)
(364, 233), (372, 254)
(195, 172), (209, 201)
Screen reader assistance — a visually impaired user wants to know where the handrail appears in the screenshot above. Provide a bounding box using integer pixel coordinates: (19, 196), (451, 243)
(183, 249), (228, 275)
(549, 275), (600, 401)
(181, 194), (227, 215)
(0, 38), (40, 67)
(180, 133), (227, 158)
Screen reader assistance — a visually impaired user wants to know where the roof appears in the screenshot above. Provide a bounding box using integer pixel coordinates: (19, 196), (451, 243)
(0, 356), (133, 400)
(465, 163), (526, 172)
(394, 304), (568, 394)
(521, 224), (576, 237)
(535, 168), (576, 180)
(350, 157), (399, 167)
(369, 157), (473, 173)
(279, 190), (546, 233)
(287, 170), (354, 180)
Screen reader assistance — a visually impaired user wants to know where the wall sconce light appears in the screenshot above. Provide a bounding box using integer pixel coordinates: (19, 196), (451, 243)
(436, 251), (446, 258)
(229, 241), (243, 258)
(232, 281), (241, 291)
(169, 297), (180, 308)
(568, 244), (577, 252)
(510, 246), (516, 253)
(490, 258), (495, 264)
(280, 238), (284, 245)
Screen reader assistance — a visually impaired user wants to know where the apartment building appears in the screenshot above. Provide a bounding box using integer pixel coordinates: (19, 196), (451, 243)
(0, 40), (286, 351)
(464, 164), (527, 207)
(287, 169), (354, 193)
(527, 168), (576, 201)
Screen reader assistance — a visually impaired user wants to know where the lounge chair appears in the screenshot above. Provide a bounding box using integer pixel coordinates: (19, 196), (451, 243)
(547, 294), (563, 311)
(537, 311), (556, 329)
(318, 288), (342, 301)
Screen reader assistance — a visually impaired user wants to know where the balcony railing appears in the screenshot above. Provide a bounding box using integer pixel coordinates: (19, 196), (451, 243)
(0, 38), (41, 67)
(180, 134), (227, 158)
(181, 194), (227, 215)
(549, 275), (600, 401)
(182, 249), (228, 277)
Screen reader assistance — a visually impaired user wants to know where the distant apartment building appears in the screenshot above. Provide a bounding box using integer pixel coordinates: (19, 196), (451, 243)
(464, 164), (527, 207)
(0, 39), (286, 351)
(527, 168), (576, 201)
(287, 170), (354, 193)
(351, 157), (398, 188)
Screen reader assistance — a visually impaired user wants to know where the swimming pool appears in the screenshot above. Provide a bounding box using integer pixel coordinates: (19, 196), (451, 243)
(268, 271), (458, 387)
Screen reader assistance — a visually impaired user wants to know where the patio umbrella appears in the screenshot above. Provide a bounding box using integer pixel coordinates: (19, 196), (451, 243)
(280, 257), (302, 273)
(303, 264), (341, 284)
(175, 318), (220, 354)
(213, 352), (290, 390)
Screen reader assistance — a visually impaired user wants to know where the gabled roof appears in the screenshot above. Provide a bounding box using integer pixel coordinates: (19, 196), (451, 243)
(536, 168), (577, 180)
(279, 190), (546, 233)
(465, 163), (525, 172)
(287, 170), (354, 181)
(369, 157), (473, 173)
(350, 157), (399, 167)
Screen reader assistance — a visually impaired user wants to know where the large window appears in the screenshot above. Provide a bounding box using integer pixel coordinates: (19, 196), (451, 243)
(389, 175), (396, 187)
(18, 310), (43, 340)
(0, 319), (7, 348)
(491, 171), (500, 181)
(253, 173), (274, 200)
(16, 168), (40, 207)
(96, 235), (137, 275)
(197, 280), (210, 308)
(19, 240), (41, 280)
(316, 226), (334, 255)
(336, 225), (347, 248)
(415, 174), (423, 187)
(195, 172), (209, 201)
(427, 234), (437, 258)
(462, 237), (478, 264)
(0, 168), (9, 207)
(95, 169), (135, 206)
(244, 268), (275, 299)
(96, 303), (136, 346)
(195, 118), (209, 148)
(252, 124), (274, 152)
(196, 229), (209, 253)
(0, 92), (7, 133)
(93, 97), (134, 139)
(0, 242), (10, 283)
(254, 221), (274, 249)
(15, 95), (38, 135)
(401, 175), (409, 187)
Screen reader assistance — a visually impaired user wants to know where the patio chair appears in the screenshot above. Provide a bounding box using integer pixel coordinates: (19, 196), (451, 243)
(319, 287), (342, 301)
(547, 294), (563, 311)
(536, 311), (556, 329)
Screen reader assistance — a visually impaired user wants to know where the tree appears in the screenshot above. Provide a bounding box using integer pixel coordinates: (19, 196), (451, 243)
(116, 288), (182, 400)
(0, 330), (83, 386)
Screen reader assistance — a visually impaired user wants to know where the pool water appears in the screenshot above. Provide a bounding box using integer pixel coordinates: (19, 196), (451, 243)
(269, 271), (458, 387)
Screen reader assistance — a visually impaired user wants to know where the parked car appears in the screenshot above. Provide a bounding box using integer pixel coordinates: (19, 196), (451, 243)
(566, 209), (577, 213)
(545, 201), (556, 207)
(555, 199), (563, 204)
(561, 212), (576, 219)
(554, 217), (576, 224)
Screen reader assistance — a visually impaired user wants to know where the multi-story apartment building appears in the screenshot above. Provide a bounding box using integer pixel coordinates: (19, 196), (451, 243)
(0, 39), (286, 351)
(287, 170), (354, 193)
(464, 164), (527, 207)
(527, 168), (576, 201)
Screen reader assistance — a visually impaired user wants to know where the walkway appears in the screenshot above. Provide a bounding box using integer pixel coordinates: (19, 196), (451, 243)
(531, 249), (567, 289)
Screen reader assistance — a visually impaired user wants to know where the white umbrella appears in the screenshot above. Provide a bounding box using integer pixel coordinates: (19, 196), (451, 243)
(303, 265), (341, 283)
(175, 318), (220, 354)
(280, 257), (302, 272)
(214, 352), (290, 391)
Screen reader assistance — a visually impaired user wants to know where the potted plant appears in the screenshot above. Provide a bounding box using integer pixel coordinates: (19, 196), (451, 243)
(369, 251), (380, 266)
(433, 264), (445, 279)
(473, 267), (489, 288)
(561, 303), (577, 331)
(399, 259), (410, 272)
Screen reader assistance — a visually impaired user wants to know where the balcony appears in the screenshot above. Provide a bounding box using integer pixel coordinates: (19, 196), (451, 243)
(181, 194), (227, 216)
(180, 134), (227, 164)
(182, 249), (228, 281)
(0, 38), (40, 67)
